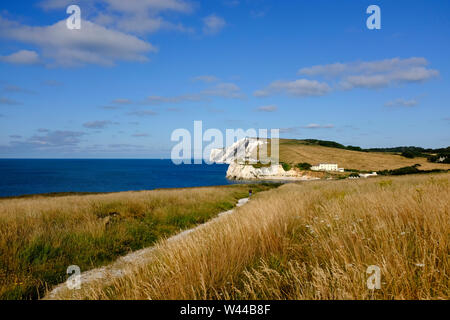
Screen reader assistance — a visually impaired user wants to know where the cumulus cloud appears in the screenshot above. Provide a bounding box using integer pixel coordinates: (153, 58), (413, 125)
(0, 16), (156, 67)
(132, 133), (150, 137)
(202, 82), (245, 99)
(28, 130), (86, 146)
(279, 127), (299, 134)
(298, 57), (439, 90)
(280, 124), (334, 134)
(127, 110), (158, 116)
(302, 123), (334, 129)
(340, 67), (439, 89)
(83, 120), (113, 129)
(254, 79), (331, 97)
(299, 57), (429, 77)
(100, 105), (121, 110)
(203, 14), (226, 35)
(39, 0), (194, 34)
(113, 98), (133, 105)
(144, 82), (244, 104)
(0, 97), (21, 105)
(146, 94), (202, 105)
(40, 0), (192, 12)
(256, 105), (278, 112)
(0, 50), (41, 65)
(3, 84), (36, 94)
(192, 75), (219, 83)
(385, 98), (418, 107)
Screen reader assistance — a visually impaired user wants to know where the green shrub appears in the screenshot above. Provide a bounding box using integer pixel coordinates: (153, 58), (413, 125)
(401, 151), (416, 158)
(378, 165), (446, 176)
(281, 162), (292, 171)
(296, 162), (312, 170)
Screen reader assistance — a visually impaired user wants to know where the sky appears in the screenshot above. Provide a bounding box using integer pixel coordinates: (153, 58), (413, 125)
(0, 0), (449, 158)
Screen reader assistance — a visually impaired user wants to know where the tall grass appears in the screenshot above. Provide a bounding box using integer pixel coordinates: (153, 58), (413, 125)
(0, 184), (274, 299)
(54, 173), (449, 300)
(279, 140), (450, 171)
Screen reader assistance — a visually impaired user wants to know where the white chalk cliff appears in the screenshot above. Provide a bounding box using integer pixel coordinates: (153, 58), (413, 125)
(209, 138), (263, 164)
(210, 138), (319, 181)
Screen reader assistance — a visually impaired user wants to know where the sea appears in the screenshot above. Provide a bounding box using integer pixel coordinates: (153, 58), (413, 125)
(0, 159), (243, 198)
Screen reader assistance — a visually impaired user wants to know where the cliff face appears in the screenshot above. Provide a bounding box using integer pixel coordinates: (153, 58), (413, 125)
(226, 162), (319, 181)
(210, 138), (319, 181)
(209, 138), (263, 164)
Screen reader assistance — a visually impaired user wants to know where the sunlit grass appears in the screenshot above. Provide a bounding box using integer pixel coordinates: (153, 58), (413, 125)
(0, 184), (275, 299)
(53, 173), (449, 300)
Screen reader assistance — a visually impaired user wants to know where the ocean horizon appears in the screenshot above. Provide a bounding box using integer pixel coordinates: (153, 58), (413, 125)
(0, 159), (240, 198)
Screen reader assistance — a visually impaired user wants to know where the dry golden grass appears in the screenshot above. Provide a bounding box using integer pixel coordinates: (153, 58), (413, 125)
(0, 184), (274, 299)
(55, 173), (449, 300)
(279, 140), (450, 171)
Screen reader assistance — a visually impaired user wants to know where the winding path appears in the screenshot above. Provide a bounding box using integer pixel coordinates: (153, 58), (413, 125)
(45, 197), (249, 299)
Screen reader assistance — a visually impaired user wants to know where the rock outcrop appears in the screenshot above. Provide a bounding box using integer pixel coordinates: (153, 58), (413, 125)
(209, 138), (263, 164)
(210, 138), (319, 181)
(226, 162), (319, 181)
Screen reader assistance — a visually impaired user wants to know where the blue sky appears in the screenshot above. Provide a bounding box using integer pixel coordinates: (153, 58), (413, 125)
(0, 0), (449, 158)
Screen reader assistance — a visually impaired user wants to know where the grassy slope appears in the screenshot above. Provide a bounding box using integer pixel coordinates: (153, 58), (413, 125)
(0, 184), (276, 299)
(59, 173), (449, 300)
(278, 139), (450, 171)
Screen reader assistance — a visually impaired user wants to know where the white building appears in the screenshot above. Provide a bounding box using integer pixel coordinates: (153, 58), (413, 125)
(311, 163), (344, 172)
(359, 172), (378, 178)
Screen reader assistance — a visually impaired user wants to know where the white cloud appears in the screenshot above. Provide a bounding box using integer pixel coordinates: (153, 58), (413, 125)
(299, 57), (429, 77)
(127, 110), (158, 116)
(385, 98), (418, 107)
(0, 97), (21, 105)
(132, 133), (150, 137)
(255, 79), (331, 97)
(298, 57), (439, 90)
(0, 50), (40, 65)
(146, 94), (202, 104)
(202, 82), (245, 99)
(113, 98), (133, 105)
(280, 123), (334, 134)
(340, 67), (439, 89)
(192, 75), (219, 83)
(28, 130), (86, 146)
(83, 120), (113, 129)
(256, 105), (278, 112)
(0, 16), (156, 67)
(302, 123), (334, 129)
(203, 14), (226, 35)
(39, 0), (193, 13)
(3, 84), (36, 94)
(39, 0), (194, 34)
(143, 81), (244, 105)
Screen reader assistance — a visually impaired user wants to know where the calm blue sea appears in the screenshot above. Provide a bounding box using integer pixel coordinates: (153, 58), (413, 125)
(0, 159), (239, 197)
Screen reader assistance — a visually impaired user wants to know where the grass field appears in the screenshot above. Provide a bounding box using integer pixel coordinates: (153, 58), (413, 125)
(0, 184), (276, 299)
(278, 139), (450, 172)
(51, 173), (449, 300)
